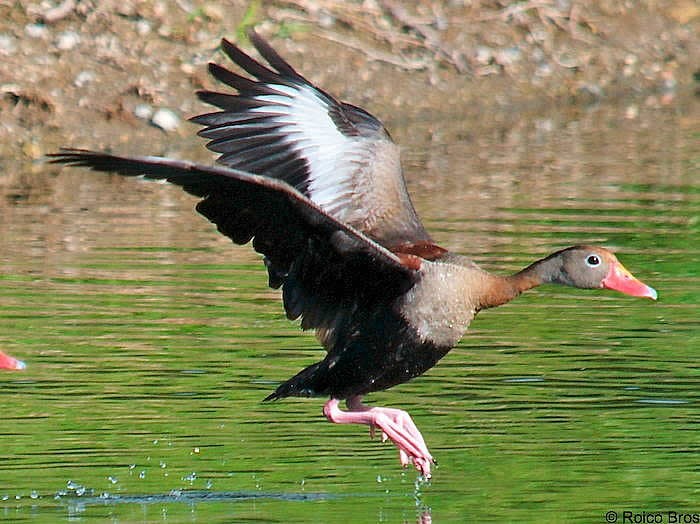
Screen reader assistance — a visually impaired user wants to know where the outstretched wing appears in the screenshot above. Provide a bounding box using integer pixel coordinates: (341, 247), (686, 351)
(48, 149), (419, 334)
(191, 32), (434, 251)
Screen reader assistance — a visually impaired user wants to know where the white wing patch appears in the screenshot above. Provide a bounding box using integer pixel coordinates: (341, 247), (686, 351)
(250, 83), (370, 225)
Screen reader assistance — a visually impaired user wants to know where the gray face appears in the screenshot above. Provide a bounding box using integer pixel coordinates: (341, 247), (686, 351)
(560, 247), (613, 289)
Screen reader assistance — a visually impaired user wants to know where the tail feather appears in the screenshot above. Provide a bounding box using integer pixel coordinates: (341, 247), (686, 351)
(263, 360), (328, 401)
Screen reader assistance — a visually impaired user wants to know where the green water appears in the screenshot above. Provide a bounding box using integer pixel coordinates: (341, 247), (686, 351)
(0, 99), (698, 523)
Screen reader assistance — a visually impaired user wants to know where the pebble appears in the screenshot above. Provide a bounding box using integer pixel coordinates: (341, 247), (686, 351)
(0, 34), (16, 56)
(495, 47), (522, 66)
(536, 62), (553, 77)
(158, 25), (172, 38)
(575, 82), (604, 100)
(25, 23), (49, 39)
(474, 46), (493, 65)
(136, 19), (151, 36)
(624, 54), (638, 65)
(151, 108), (180, 131)
(318, 12), (336, 28)
(56, 30), (80, 50)
(22, 140), (44, 159)
(661, 70), (677, 91)
(74, 70), (95, 87)
(202, 4), (224, 20)
(134, 103), (153, 120)
(534, 118), (554, 133)
(557, 52), (579, 69)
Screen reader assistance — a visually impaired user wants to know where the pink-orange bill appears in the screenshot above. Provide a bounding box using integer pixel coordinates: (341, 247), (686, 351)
(602, 261), (657, 300)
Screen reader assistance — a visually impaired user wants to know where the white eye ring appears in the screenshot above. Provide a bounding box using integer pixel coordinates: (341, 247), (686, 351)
(585, 254), (601, 267)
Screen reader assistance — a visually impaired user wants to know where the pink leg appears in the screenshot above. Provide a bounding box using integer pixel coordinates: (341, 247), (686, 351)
(323, 396), (434, 478)
(0, 350), (25, 370)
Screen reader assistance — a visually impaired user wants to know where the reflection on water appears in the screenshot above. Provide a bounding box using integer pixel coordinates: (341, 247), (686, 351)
(0, 97), (698, 522)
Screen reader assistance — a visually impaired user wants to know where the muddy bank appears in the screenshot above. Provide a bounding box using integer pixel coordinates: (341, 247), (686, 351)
(0, 0), (698, 170)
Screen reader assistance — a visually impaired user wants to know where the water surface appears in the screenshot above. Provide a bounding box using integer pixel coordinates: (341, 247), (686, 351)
(1, 95), (698, 522)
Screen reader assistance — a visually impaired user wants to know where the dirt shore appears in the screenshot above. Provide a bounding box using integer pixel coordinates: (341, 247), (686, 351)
(1, 1), (698, 168)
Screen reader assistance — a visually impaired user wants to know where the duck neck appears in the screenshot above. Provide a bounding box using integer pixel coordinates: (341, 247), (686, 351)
(480, 255), (561, 310)
(511, 253), (570, 290)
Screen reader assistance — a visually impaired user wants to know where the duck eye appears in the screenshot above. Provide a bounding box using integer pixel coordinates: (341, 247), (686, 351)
(585, 254), (601, 267)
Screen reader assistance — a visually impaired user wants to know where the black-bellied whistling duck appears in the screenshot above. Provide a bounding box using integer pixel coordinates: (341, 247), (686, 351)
(49, 32), (657, 478)
(0, 351), (25, 370)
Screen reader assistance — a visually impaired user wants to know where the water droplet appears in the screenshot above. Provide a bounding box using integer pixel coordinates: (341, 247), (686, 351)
(183, 472), (196, 483)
